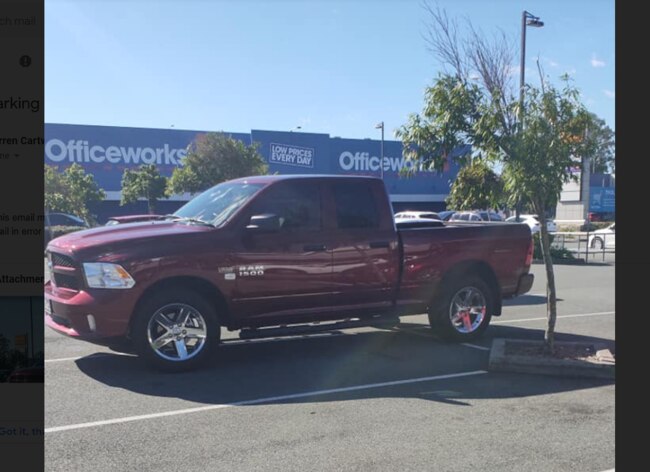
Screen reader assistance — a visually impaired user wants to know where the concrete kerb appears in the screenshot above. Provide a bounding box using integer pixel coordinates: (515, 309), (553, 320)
(488, 338), (615, 379)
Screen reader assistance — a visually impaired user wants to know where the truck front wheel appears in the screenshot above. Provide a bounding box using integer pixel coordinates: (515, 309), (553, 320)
(132, 288), (220, 371)
(429, 276), (494, 341)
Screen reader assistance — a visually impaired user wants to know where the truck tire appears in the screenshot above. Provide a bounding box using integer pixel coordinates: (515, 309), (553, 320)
(132, 288), (220, 371)
(429, 276), (494, 341)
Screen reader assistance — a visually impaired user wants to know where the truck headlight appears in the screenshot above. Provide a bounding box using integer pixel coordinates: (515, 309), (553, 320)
(83, 263), (136, 289)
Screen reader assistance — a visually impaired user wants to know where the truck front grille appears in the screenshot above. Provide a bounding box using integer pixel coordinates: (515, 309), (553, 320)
(53, 273), (81, 291)
(51, 252), (75, 268)
(48, 251), (82, 291)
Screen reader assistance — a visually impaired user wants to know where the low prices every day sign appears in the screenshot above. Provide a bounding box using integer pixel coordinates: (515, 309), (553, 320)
(269, 143), (314, 169)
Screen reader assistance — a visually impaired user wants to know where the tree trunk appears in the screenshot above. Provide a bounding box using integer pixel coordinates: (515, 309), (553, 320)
(148, 199), (156, 215)
(538, 209), (557, 354)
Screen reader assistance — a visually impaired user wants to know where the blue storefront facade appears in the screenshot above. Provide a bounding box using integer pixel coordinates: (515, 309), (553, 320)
(45, 123), (462, 222)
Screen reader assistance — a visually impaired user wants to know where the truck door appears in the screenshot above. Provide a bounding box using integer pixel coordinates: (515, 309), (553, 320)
(325, 180), (400, 313)
(230, 180), (334, 321)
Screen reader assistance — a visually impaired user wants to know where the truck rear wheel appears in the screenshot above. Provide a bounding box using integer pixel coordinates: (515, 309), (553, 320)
(429, 276), (493, 341)
(132, 288), (220, 371)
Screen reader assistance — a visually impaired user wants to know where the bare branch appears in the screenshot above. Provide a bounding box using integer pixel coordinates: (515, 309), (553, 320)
(421, 1), (468, 79)
(536, 56), (546, 93)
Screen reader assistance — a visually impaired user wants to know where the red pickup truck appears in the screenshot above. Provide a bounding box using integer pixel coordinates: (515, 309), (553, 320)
(45, 175), (534, 370)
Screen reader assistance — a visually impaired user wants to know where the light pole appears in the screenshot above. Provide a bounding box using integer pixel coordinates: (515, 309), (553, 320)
(517, 11), (544, 220)
(375, 121), (384, 180)
(519, 11), (544, 123)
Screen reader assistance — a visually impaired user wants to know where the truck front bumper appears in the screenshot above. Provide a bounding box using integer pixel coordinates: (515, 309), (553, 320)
(44, 281), (135, 342)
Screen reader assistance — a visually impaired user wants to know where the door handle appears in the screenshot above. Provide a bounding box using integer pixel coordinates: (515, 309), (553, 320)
(369, 241), (390, 249)
(303, 244), (327, 252)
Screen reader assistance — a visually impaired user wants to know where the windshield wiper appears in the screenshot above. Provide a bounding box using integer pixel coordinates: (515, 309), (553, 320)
(164, 215), (214, 227)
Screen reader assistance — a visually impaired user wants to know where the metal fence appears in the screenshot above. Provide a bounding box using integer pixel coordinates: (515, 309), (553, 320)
(550, 231), (615, 263)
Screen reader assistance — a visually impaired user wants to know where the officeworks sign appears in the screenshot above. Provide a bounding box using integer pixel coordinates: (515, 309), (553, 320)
(44, 124), (251, 194)
(45, 139), (187, 165)
(45, 124), (464, 202)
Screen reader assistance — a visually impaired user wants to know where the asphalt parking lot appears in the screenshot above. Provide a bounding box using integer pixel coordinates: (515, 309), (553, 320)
(45, 263), (615, 472)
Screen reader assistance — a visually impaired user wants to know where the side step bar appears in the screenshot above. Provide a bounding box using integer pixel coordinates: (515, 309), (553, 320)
(239, 316), (401, 340)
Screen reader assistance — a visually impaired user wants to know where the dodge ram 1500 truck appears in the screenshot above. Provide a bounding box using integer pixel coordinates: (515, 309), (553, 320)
(45, 175), (534, 370)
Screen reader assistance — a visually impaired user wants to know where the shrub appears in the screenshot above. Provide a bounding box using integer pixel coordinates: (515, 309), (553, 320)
(533, 233), (575, 261)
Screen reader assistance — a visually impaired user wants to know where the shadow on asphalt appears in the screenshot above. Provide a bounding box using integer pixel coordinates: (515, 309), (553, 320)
(74, 326), (614, 408)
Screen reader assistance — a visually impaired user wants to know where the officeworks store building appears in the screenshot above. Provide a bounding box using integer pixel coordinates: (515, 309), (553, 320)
(45, 123), (463, 222)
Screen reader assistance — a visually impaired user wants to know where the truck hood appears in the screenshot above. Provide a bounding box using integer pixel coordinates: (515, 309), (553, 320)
(47, 220), (215, 255)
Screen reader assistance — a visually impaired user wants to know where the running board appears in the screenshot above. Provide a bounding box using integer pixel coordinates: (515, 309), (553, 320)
(239, 316), (401, 340)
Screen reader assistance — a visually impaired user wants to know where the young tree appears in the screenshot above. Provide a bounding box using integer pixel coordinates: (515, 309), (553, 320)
(121, 164), (169, 214)
(446, 159), (503, 210)
(398, 5), (596, 352)
(400, 75), (592, 352)
(168, 132), (268, 194)
(44, 163), (105, 224)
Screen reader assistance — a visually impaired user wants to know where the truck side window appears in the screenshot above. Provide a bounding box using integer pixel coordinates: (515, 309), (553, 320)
(251, 182), (321, 231)
(333, 183), (379, 229)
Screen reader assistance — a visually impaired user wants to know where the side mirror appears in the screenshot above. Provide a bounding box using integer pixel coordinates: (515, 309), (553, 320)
(246, 213), (281, 232)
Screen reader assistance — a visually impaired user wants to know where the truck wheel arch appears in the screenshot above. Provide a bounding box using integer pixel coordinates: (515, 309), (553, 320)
(433, 261), (502, 317)
(128, 276), (231, 337)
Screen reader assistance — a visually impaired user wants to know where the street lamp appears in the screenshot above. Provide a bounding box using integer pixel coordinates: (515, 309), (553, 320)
(375, 121), (384, 180)
(519, 11), (544, 122)
(516, 11), (544, 221)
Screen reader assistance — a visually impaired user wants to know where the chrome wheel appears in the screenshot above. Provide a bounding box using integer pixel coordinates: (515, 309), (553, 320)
(448, 287), (487, 334)
(146, 303), (208, 362)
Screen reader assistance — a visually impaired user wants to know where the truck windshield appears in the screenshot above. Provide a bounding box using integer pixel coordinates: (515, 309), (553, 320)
(173, 182), (265, 227)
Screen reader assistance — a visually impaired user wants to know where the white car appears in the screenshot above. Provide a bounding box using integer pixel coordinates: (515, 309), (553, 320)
(506, 214), (556, 234)
(394, 211), (441, 220)
(588, 223), (615, 249)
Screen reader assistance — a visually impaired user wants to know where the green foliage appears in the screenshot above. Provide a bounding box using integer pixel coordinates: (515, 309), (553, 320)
(169, 132), (268, 194)
(44, 164), (105, 224)
(445, 159), (503, 210)
(398, 74), (593, 216)
(121, 164), (169, 214)
(395, 75), (480, 173)
(533, 233), (554, 260)
(501, 81), (594, 215)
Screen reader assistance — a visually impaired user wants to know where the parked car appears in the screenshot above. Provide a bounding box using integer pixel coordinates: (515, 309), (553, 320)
(45, 212), (88, 229)
(45, 175), (534, 371)
(394, 217), (445, 229)
(45, 213), (90, 247)
(449, 211), (503, 222)
(588, 223), (615, 249)
(505, 214), (556, 234)
(105, 214), (165, 225)
(394, 211), (441, 220)
(437, 210), (456, 221)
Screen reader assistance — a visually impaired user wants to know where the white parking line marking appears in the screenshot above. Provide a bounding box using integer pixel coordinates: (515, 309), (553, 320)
(492, 311), (614, 324)
(45, 352), (133, 363)
(44, 370), (487, 434)
(45, 356), (83, 363)
(461, 343), (491, 351)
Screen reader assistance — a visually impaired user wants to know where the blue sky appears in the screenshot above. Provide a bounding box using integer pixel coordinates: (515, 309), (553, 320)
(45, 0), (615, 139)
